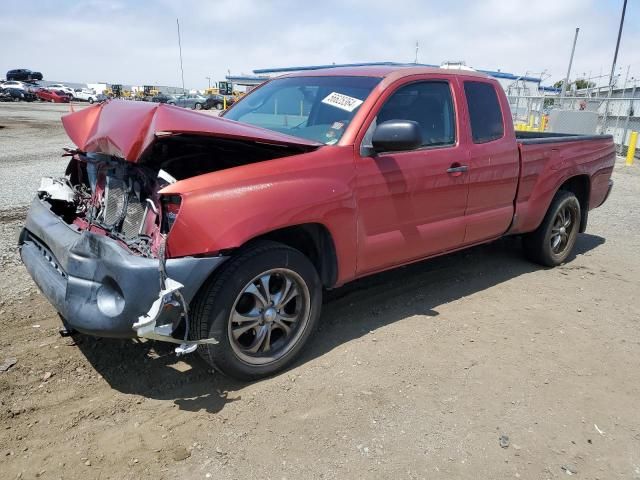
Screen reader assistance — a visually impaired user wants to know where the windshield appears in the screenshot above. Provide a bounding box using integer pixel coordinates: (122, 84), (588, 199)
(224, 76), (380, 144)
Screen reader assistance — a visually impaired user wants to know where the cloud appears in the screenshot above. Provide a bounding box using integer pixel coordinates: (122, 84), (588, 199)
(0, 0), (637, 88)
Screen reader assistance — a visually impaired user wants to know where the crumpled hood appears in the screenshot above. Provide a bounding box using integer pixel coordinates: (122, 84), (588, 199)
(61, 100), (321, 162)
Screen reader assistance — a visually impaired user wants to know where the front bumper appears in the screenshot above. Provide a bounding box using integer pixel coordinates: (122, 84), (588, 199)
(19, 197), (227, 338)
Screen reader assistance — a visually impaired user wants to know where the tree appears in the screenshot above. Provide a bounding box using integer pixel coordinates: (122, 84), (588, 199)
(574, 78), (596, 90)
(552, 79), (595, 90)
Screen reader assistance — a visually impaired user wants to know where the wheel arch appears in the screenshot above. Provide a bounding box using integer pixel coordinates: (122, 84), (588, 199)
(241, 223), (339, 288)
(557, 174), (590, 233)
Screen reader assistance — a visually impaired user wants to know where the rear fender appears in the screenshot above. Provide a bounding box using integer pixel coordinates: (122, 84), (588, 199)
(510, 141), (614, 234)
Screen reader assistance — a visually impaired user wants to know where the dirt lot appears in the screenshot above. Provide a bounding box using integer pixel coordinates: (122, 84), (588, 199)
(1, 102), (639, 479)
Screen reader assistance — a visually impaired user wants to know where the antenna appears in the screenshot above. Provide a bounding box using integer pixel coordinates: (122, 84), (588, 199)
(176, 18), (186, 94)
(415, 41), (419, 64)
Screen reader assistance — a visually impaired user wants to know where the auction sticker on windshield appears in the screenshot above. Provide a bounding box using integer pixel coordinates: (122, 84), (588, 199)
(321, 92), (364, 112)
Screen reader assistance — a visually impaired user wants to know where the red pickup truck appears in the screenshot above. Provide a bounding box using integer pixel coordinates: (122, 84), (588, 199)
(20, 66), (614, 380)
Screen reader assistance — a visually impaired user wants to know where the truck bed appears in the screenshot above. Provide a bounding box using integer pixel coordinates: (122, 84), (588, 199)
(515, 131), (613, 145)
(510, 131), (616, 235)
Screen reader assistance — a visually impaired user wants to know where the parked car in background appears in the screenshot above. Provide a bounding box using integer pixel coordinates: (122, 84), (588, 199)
(57, 90), (73, 102)
(0, 87), (37, 102)
(174, 94), (208, 110)
(95, 93), (110, 103)
(36, 88), (70, 103)
(0, 89), (19, 102)
(46, 84), (75, 96)
(23, 89), (38, 102)
(1, 80), (26, 90)
(151, 93), (176, 104)
(6, 69), (43, 81)
(72, 88), (99, 103)
(206, 93), (235, 110)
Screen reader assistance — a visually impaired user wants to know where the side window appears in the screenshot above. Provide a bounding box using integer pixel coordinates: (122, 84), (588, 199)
(375, 81), (456, 148)
(464, 81), (504, 143)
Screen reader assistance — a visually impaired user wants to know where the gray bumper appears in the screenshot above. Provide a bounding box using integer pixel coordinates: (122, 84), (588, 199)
(19, 197), (227, 338)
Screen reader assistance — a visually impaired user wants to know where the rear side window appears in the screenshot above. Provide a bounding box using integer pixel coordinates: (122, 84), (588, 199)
(464, 81), (504, 143)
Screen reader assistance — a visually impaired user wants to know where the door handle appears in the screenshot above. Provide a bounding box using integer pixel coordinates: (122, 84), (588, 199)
(447, 165), (468, 174)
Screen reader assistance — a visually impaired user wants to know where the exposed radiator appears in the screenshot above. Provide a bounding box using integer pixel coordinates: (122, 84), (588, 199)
(101, 176), (148, 239)
(102, 176), (127, 227)
(121, 200), (147, 239)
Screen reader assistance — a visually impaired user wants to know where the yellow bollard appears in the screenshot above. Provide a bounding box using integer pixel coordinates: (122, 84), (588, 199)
(626, 131), (638, 166)
(528, 115), (534, 129)
(223, 96), (227, 110)
(539, 116), (547, 132)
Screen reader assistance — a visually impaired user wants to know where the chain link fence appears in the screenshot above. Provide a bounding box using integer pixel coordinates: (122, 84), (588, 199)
(506, 94), (639, 156)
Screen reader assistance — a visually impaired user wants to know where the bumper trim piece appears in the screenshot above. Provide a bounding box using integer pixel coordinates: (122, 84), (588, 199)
(132, 277), (218, 352)
(20, 197), (228, 339)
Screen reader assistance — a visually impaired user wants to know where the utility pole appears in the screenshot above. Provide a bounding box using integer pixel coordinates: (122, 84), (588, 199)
(608, 0), (627, 89)
(561, 27), (580, 98)
(176, 18), (186, 94)
(415, 41), (419, 64)
(205, 76), (211, 89)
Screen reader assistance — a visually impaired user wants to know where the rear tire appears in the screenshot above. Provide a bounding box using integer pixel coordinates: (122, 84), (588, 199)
(214, 102), (223, 110)
(88, 97), (94, 104)
(194, 102), (202, 110)
(523, 190), (581, 267)
(191, 241), (322, 381)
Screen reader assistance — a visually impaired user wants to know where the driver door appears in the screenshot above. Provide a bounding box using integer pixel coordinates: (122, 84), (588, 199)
(354, 79), (469, 275)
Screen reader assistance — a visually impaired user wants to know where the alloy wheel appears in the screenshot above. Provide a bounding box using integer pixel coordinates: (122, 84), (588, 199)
(228, 268), (310, 365)
(550, 205), (576, 254)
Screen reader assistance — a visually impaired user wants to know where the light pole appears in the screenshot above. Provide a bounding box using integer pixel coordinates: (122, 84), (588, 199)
(205, 76), (211, 89)
(561, 27), (580, 98)
(608, 0), (627, 90)
(176, 18), (185, 94)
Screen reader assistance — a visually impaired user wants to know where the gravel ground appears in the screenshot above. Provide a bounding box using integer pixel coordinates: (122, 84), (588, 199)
(1, 102), (639, 479)
(0, 102), (85, 210)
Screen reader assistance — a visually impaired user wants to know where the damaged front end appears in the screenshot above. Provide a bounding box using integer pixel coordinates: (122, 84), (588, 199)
(19, 100), (319, 354)
(21, 151), (224, 353)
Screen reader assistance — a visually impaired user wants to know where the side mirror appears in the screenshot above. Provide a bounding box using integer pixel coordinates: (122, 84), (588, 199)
(372, 120), (422, 153)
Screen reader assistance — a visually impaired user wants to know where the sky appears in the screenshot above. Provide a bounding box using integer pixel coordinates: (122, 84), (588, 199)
(1, 0), (638, 89)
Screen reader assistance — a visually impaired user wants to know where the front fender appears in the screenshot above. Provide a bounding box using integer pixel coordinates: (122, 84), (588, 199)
(163, 146), (358, 284)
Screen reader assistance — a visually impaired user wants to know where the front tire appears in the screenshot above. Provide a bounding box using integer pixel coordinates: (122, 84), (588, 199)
(88, 97), (94, 104)
(194, 102), (202, 110)
(214, 102), (223, 110)
(191, 241), (322, 381)
(523, 190), (581, 267)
